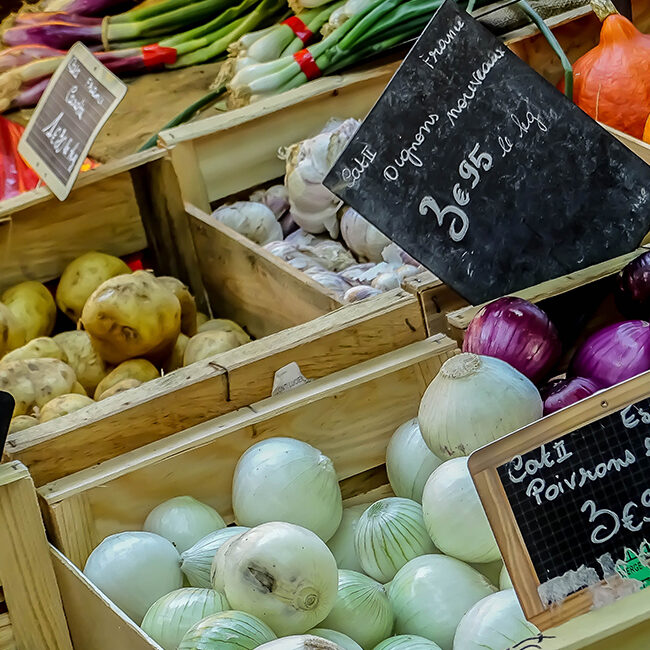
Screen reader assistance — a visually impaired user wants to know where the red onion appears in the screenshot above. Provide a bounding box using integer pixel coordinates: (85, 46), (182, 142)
(616, 251), (650, 319)
(569, 320), (650, 388)
(540, 377), (599, 415)
(463, 297), (561, 383)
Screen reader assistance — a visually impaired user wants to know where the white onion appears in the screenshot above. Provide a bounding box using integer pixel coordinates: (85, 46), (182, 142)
(320, 569), (393, 648)
(469, 559), (503, 587)
(178, 610), (276, 649)
(258, 636), (343, 649)
(326, 504), (369, 572)
(141, 588), (229, 650)
(83, 532), (183, 624)
(386, 419), (443, 502)
(144, 496), (226, 553)
(355, 497), (436, 582)
(309, 629), (362, 650)
(340, 208), (391, 263)
(181, 526), (248, 588)
(222, 522), (339, 635)
(211, 532), (245, 593)
(499, 564), (513, 590)
(375, 636), (442, 650)
(453, 590), (539, 650)
(232, 437), (342, 541)
(387, 554), (496, 650)
(418, 354), (542, 460)
(422, 458), (500, 564)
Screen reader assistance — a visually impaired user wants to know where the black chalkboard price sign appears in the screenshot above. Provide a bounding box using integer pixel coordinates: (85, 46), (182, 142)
(323, 0), (650, 305)
(18, 42), (126, 201)
(469, 372), (650, 630)
(0, 391), (14, 459)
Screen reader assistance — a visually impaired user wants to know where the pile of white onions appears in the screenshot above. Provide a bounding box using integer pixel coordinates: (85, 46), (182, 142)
(83, 363), (542, 650)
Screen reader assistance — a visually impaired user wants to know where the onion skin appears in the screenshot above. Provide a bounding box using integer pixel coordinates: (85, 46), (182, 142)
(463, 297), (561, 383)
(616, 251), (650, 319)
(540, 377), (599, 415)
(569, 320), (650, 389)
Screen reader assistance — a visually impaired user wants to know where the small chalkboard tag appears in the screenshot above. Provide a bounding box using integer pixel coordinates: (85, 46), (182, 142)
(18, 42), (127, 201)
(469, 371), (650, 630)
(323, 0), (650, 305)
(0, 391), (15, 458)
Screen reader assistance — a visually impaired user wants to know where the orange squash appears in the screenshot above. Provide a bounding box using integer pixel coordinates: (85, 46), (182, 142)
(644, 113), (650, 143)
(570, 0), (650, 139)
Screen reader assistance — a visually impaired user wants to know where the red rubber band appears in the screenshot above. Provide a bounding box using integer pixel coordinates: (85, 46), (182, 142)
(282, 15), (313, 44)
(142, 44), (177, 68)
(293, 48), (321, 81)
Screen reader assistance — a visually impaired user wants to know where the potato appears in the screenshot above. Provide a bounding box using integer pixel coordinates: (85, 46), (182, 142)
(81, 271), (181, 364)
(2, 281), (56, 342)
(1, 337), (66, 365)
(39, 394), (94, 423)
(183, 330), (242, 367)
(97, 378), (142, 401)
(164, 333), (189, 373)
(157, 277), (197, 337)
(53, 331), (107, 395)
(0, 358), (77, 416)
(71, 382), (87, 396)
(94, 359), (160, 400)
(8, 415), (38, 434)
(0, 303), (26, 356)
(56, 252), (131, 323)
(198, 318), (250, 345)
(196, 312), (209, 328)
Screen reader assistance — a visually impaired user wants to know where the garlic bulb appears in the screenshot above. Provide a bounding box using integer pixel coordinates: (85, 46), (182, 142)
(338, 264), (375, 286)
(305, 270), (351, 296)
(343, 286), (382, 303)
(212, 201), (282, 245)
(264, 241), (299, 259)
(381, 243), (420, 267)
(250, 185), (290, 218)
(371, 272), (400, 291)
(418, 353), (542, 460)
(284, 230), (355, 271)
(340, 208), (391, 263)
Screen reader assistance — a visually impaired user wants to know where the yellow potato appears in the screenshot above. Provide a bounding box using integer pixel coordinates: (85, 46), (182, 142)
(53, 331), (107, 395)
(56, 252), (131, 323)
(157, 276), (197, 337)
(0, 303), (25, 356)
(164, 333), (189, 373)
(39, 394), (94, 423)
(82, 271), (181, 364)
(94, 359), (159, 400)
(1, 337), (66, 365)
(198, 319), (250, 345)
(183, 330), (242, 367)
(196, 312), (210, 329)
(2, 281), (56, 341)
(8, 415), (38, 434)
(97, 378), (142, 401)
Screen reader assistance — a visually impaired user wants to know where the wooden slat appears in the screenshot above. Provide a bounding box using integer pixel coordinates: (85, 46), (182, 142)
(0, 613), (15, 650)
(40, 335), (457, 566)
(0, 462), (72, 650)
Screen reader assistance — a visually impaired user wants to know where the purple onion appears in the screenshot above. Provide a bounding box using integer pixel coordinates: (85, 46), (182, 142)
(569, 320), (650, 388)
(10, 77), (51, 110)
(0, 45), (65, 72)
(3, 22), (102, 49)
(42, 0), (129, 15)
(463, 296), (561, 383)
(14, 13), (103, 26)
(540, 377), (600, 415)
(616, 251), (650, 319)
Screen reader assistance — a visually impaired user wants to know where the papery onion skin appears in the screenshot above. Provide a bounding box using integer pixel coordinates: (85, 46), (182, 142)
(326, 504), (369, 572)
(141, 588), (229, 650)
(569, 321), (650, 389)
(355, 497), (436, 583)
(616, 251), (650, 318)
(309, 628), (362, 650)
(422, 458), (500, 565)
(83, 532), (183, 624)
(499, 565), (513, 590)
(222, 522), (339, 636)
(463, 297), (561, 383)
(539, 377), (599, 415)
(211, 532), (245, 594)
(387, 554), (496, 650)
(258, 635), (344, 649)
(178, 610), (276, 649)
(452, 589), (539, 650)
(386, 419), (442, 502)
(232, 437), (342, 541)
(320, 570), (394, 649)
(374, 635), (443, 650)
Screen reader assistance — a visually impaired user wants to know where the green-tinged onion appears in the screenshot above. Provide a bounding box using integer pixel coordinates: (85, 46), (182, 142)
(83, 532), (183, 624)
(374, 635), (442, 650)
(309, 628), (362, 650)
(326, 504), (369, 572)
(355, 497), (435, 583)
(258, 636), (343, 649)
(469, 559), (503, 588)
(178, 610), (276, 649)
(144, 496), (226, 554)
(320, 570), (393, 648)
(211, 531), (246, 593)
(181, 526), (249, 588)
(232, 438), (342, 541)
(141, 588), (229, 650)
(388, 555), (496, 650)
(499, 565), (513, 590)
(221, 522), (339, 635)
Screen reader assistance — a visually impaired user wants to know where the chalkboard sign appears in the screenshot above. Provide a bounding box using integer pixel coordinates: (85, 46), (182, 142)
(19, 42), (126, 201)
(469, 372), (650, 630)
(323, 0), (650, 305)
(0, 392), (15, 458)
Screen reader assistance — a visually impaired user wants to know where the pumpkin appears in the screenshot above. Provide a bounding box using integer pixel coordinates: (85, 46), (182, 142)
(643, 113), (650, 144)
(567, 0), (650, 139)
